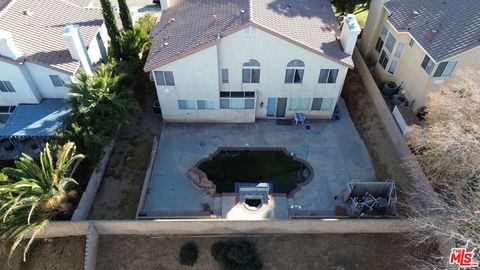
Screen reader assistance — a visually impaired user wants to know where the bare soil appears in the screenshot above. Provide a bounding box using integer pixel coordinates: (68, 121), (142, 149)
(95, 234), (426, 270)
(341, 69), (412, 200)
(89, 84), (163, 220)
(0, 237), (85, 270)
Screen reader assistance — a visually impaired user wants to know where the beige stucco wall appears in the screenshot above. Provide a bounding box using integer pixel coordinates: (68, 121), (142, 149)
(361, 1), (480, 111)
(152, 26), (349, 123)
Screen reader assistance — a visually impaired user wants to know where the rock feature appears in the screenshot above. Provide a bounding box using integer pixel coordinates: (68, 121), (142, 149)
(187, 168), (216, 197)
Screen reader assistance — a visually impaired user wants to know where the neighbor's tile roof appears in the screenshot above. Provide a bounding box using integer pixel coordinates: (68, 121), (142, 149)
(64, 0), (94, 7)
(384, 0), (480, 62)
(145, 0), (353, 71)
(0, 0), (103, 74)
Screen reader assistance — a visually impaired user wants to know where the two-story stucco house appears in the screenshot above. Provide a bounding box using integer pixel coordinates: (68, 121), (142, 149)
(360, 0), (480, 111)
(0, 0), (108, 117)
(144, 0), (361, 123)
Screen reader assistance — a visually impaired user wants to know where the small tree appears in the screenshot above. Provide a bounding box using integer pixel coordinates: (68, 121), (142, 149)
(100, 0), (121, 59)
(118, 0), (133, 31)
(179, 242), (199, 266)
(330, 0), (359, 15)
(211, 241), (262, 270)
(135, 13), (158, 34)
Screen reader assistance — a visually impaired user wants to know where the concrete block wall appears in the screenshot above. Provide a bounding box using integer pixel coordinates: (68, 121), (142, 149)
(71, 141), (115, 221)
(352, 47), (437, 205)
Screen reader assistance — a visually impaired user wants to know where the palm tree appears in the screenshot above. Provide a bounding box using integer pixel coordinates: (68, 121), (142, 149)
(62, 63), (137, 165)
(0, 142), (84, 261)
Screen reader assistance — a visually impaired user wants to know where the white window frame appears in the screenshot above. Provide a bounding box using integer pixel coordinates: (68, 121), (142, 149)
(388, 60), (398, 74)
(197, 100), (215, 110)
(311, 98), (334, 111)
(318, 69), (339, 84)
(154, 71), (175, 86)
(178, 100), (196, 110)
(0, 80), (15, 92)
(433, 61), (458, 77)
(289, 98), (311, 110)
(220, 91), (255, 109)
(385, 33), (396, 53)
(394, 43), (405, 58)
(49, 75), (65, 87)
(221, 69), (229, 84)
(421, 55), (435, 75)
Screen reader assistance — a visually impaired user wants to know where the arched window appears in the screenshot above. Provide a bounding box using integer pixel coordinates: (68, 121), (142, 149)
(243, 59), (261, 67)
(242, 59), (260, 83)
(285, 59), (304, 84)
(287, 60), (305, 67)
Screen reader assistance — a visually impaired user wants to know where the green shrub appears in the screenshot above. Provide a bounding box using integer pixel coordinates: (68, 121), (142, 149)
(211, 241), (263, 270)
(179, 242), (199, 266)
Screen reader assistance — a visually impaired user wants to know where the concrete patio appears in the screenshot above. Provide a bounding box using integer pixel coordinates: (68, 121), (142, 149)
(140, 99), (375, 218)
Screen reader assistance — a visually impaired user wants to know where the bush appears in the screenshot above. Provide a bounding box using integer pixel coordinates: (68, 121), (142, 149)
(179, 242), (199, 266)
(211, 241), (263, 270)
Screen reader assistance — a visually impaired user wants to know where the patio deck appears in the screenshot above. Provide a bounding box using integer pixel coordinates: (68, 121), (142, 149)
(140, 99), (376, 218)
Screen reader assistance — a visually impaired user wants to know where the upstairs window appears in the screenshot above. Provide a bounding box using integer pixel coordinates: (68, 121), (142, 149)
(318, 69), (339, 84)
(409, 38), (415, 47)
(421, 55), (435, 75)
(394, 43), (405, 58)
(379, 50), (389, 69)
(221, 68), (229, 83)
(433, 61), (458, 77)
(242, 59), (260, 83)
(375, 26), (389, 53)
(0, 81), (15, 92)
(385, 33), (396, 53)
(284, 60), (305, 84)
(49, 75), (65, 87)
(154, 71), (175, 86)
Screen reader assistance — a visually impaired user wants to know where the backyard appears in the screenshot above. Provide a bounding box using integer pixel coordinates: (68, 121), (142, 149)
(95, 233), (431, 270)
(0, 237), (85, 270)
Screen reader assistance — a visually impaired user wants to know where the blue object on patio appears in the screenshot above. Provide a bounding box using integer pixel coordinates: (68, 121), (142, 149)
(294, 112), (305, 125)
(332, 105), (342, 121)
(0, 99), (70, 138)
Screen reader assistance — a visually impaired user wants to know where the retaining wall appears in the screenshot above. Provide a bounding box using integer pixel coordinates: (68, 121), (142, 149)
(71, 141), (115, 221)
(135, 136), (158, 218)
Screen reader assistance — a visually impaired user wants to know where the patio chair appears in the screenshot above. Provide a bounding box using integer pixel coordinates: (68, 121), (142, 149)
(294, 113), (305, 126)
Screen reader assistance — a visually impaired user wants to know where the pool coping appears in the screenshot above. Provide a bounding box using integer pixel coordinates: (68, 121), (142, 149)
(192, 147), (315, 198)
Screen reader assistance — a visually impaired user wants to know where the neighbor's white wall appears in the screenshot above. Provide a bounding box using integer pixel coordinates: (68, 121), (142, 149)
(218, 27), (347, 119)
(0, 61), (41, 106)
(87, 24), (109, 65)
(152, 26), (348, 122)
(24, 62), (72, 99)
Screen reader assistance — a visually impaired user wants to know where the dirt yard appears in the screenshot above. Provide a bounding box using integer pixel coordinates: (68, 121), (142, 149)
(0, 237), (85, 270)
(95, 234), (427, 270)
(342, 69), (413, 203)
(89, 82), (163, 220)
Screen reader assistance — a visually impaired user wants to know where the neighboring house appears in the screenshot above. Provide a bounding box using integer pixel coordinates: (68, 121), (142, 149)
(144, 0), (361, 123)
(360, 0), (480, 111)
(0, 0), (109, 112)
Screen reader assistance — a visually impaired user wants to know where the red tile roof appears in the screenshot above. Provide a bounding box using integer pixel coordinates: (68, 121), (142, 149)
(0, 0), (104, 74)
(144, 0), (353, 71)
